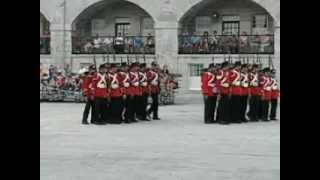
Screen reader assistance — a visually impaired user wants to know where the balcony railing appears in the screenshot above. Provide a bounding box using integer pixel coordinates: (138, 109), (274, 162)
(72, 36), (155, 54)
(40, 36), (50, 54)
(178, 34), (274, 54)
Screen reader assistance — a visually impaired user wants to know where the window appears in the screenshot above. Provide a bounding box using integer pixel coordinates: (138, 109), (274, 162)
(252, 14), (268, 28)
(222, 21), (240, 35)
(189, 64), (204, 77)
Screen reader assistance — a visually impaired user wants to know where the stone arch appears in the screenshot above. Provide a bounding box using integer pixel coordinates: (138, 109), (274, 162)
(178, 0), (279, 26)
(69, 0), (157, 26)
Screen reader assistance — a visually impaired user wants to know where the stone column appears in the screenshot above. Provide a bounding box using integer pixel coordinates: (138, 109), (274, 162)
(50, 23), (72, 69)
(274, 26), (280, 87)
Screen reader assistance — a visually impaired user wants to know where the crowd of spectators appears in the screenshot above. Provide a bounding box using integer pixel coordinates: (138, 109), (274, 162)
(179, 31), (274, 54)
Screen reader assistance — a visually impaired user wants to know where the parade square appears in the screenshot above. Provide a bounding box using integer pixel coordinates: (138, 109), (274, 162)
(40, 94), (280, 180)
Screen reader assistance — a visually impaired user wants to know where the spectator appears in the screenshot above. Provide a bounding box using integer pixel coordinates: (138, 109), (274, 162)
(114, 33), (124, 53)
(201, 31), (209, 53)
(93, 34), (102, 49)
(239, 31), (249, 53)
(209, 30), (219, 53)
(146, 33), (155, 53)
(84, 40), (93, 53)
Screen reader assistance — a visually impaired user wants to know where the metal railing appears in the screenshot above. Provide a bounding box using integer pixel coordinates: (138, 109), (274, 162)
(72, 36), (155, 54)
(40, 36), (50, 54)
(178, 34), (274, 54)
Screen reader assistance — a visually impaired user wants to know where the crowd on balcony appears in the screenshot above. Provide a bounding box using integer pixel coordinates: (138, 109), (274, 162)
(179, 31), (274, 54)
(72, 33), (155, 54)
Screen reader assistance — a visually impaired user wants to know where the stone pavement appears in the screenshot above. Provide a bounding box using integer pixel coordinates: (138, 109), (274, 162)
(40, 94), (280, 180)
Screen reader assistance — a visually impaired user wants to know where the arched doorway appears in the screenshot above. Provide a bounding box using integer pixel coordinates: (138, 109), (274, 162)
(40, 12), (50, 54)
(71, 0), (155, 55)
(178, 0), (275, 55)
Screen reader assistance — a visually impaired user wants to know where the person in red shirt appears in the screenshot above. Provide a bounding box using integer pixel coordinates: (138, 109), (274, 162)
(107, 64), (123, 124)
(260, 68), (272, 121)
(125, 63), (140, 123)
(147, 61), (161, 120)
(239, 64), (249, 122)
(137, 63), (150, 121)
(247, 64), (260, 121)
(216, 61), (231, 125)
(270, 69), (279, 120)
(201, 63), (218, 124)
(92, 64), (109, 125)
(229, 61), (243, 123)
(81, 65), (96, 124)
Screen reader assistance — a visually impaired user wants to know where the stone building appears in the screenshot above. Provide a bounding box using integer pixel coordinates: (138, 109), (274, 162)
(40, 0), (280, 92)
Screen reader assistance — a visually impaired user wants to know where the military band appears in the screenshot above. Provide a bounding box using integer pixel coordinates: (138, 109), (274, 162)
(81, 61), (162, 125)
(201, 61), (279, 124)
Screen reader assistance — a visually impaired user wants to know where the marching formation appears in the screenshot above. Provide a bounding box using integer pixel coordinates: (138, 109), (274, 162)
(201, 61), (279, 124)
(81, 61), (162, 125)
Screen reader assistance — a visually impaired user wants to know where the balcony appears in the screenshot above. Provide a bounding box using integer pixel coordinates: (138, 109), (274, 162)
(72, 36), (155, 54)
(40, 36), (50, 54)
(178, 34), (274, 54)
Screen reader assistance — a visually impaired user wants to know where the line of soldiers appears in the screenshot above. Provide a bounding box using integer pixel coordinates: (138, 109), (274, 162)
(201, 61), (279, 124)
(81, 61), (161, 125)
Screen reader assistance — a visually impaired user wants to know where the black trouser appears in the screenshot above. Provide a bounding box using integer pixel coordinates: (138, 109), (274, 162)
(230, 95), (242, 123)
(125, 95), (138, 122)
(248, 95), (260, 121)
(216, 94), (230, 123)
(108, 97), (123, 124)
(261, 100), (270, 121)
(148, 93), (159, 118)
(270, 99), (278, 119)
(137, 93), (148, 120)
(257, 98), (263, 120)
(82, 98), (95, 124)
(240, 95), (248, 121)
(93, 97), (108, 124)
(204, 96), (217, 123)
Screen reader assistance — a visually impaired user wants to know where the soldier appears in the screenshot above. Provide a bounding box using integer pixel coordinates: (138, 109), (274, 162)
(229, 61), (243, 123)
(216, 62), (231, 125)
(270, 69), (279, 121)
(147, 61), (161, 120)
(247, 64), (260, 121)
(118, 63), (130, 123)
(107, 64), (123, 124)
(137, 63), (150, 121)
(240, 64), (249, 122)
(92, 64), (109, 125)
(201, 63), (218, 124)
(126, 63), (140, 123)
(260, 68), (272, 121)
(81, 65), (96, 124)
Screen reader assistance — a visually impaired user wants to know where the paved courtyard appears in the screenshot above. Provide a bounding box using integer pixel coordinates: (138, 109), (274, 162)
(40, 94), (280, 180)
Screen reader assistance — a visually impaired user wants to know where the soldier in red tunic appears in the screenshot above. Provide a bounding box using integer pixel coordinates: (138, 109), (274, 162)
(229, 61), (243, 123)
(137, 63), (150, 121)
(126, 63), (140, 123)
(270, 69), (279, 120)
(118, 63), (130, 123)
(216, 61), (231, 125)
(260, 68), (272, 121)
(92, 64), (109, 124)
(247, 64), (260, 121)
(81, 65), (96, 124)
(239, 64), (249, 122)
(147, 61), (161, 120)
(107, 64), (123, 124)
(201, 63), (218, 124)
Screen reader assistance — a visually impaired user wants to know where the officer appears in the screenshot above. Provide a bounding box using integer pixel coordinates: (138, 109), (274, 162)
(240, 64), (249, 122)
(248, 64), (260, 121)
(119, 63), (130, 123)
(229, 61), (242, 123)
(137, 63), (150, 121)
(126, 63), (140, 123)
(270, 69), (279, 120)
(81, 65), (96, 124)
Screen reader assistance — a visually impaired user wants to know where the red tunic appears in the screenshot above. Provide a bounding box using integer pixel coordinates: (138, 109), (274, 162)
(219, 70), (230, 95)
(260, 76), (272, 101)
(201, 72), (216, 96)
(92, 73), (109, 98)
(128, 71), (140, 96)
(139, 71), (149, 95)
(81, 75), (94, 97)
(118, 71), (130, 96)
(270, 77), (280, 100)
(147, 69), (160, 94)
(240, 72), (249, 96)
(108, 72), (122, 97)
(249, 72), (261, 96)
(229, 69), (242, 96)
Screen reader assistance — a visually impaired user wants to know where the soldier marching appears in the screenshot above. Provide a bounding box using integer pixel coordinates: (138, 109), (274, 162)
(201, 59), (279, 125)
(80, 61), (163, 125)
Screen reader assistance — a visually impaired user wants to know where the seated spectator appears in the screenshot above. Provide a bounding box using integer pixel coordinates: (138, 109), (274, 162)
(114, 33), (125, 53)
(239, 31), (249, 53)
(84, 41), (93, 53)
